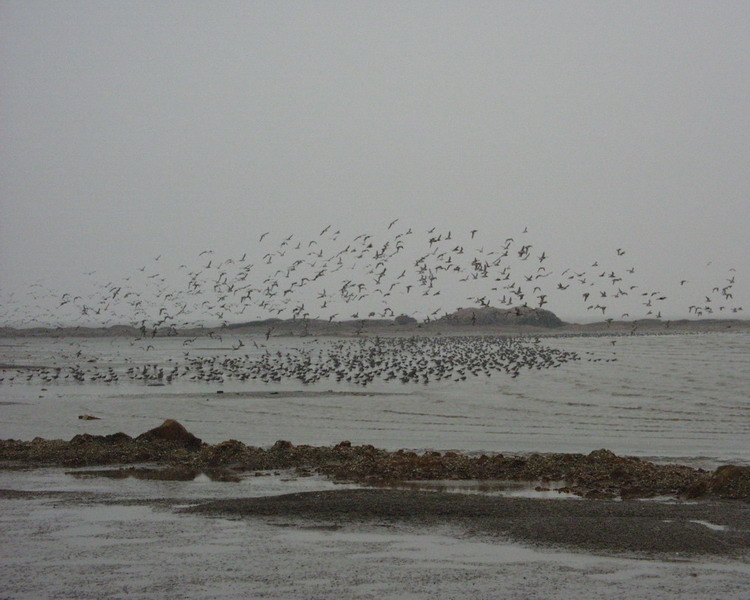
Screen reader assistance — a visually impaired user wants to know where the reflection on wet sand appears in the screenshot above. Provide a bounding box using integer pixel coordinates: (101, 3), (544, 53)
(373, 478), (580, 499)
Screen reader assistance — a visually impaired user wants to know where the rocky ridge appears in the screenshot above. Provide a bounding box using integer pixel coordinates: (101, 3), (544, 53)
(1, 421), (749, 502)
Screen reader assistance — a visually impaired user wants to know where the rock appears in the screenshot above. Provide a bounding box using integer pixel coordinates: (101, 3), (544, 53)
(710, 465), (750, 499)
(69, 432), (132, 446)
(135, 419), (202, 450)
(586, 449), (618, 462)
(70, 433), (102, 445)
(271, 440), (293, 452)
(683, 480), (709, 499)
(104, 432), (133, 444)
(201, 439), (248, 466)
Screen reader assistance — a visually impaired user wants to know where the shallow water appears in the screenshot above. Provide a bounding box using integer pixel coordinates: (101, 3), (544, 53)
(1, 332), (749, 465)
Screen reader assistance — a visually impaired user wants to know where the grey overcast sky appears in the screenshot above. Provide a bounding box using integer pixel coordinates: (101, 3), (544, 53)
(1, 1), (748, 325)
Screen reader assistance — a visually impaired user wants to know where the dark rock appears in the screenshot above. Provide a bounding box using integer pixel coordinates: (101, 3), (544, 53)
(710, 465), (750, 499)
(70, 433), (102, 445)
(69, 432), (132, 446)
(104, 432), (133, 444)
(135, 419), (202, 450)
(610, 468), (629, 480)
(684, 480), (709, 499)
(586, 449), (618, 462)
(271, 440), (293, 452)
(201, 439), (248, 466)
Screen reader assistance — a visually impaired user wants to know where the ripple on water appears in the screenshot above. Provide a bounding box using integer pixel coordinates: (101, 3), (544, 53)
(0, 333), (748, 463)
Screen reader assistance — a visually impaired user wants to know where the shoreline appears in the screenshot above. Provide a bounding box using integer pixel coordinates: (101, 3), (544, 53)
(2, 422), (749, 502)
(2, 316), (749, 338)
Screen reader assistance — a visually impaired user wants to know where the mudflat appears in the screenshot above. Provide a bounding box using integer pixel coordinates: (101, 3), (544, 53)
(186, 488), (750, 556)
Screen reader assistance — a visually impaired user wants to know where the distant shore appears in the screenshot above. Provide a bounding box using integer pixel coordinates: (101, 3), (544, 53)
(1, 316), (748, 338)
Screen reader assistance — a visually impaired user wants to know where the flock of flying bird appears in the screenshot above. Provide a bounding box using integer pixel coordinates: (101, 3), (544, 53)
(1, 222), (742, 335)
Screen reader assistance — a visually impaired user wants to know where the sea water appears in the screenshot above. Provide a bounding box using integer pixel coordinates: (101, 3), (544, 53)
(1, 332), (748, 466)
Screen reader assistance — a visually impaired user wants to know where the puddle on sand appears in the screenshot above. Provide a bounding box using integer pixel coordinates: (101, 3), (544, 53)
(0, 466), (360, 503)
(690, 520), (730, 532)
(660, 519), (732, 532)
(372, 479), (581, 499)
(688, 519), (730, 532)
(60, 467), (583, 500)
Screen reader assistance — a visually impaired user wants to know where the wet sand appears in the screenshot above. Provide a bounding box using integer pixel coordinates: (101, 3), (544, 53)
(186, 488), (750, 556)
(2, 468), (750, 599)
(0, 482), (750, 600)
